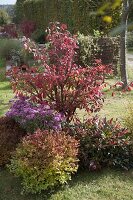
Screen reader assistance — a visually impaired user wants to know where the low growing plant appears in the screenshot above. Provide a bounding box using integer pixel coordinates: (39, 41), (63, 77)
(6, 97), (63, 133)
(8, 129), (79, 194)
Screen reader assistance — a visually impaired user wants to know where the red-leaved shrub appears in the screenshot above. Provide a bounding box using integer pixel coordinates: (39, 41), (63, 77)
(0, 117), (26, 166)
(9, 22), (112, 122)
(19, 20), (36, 38)
(3, 24), (18, 38)
(64, 116), (132, 171)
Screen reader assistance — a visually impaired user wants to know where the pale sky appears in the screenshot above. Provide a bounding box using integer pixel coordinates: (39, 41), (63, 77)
(0, 0), (16, 4)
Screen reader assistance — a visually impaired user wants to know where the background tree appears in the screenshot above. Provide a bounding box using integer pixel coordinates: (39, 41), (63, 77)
(14, 0), (26, 24)
(14, 0), (121, 35)
(0, 9), (10, 26)
(97, 0), (133, 88)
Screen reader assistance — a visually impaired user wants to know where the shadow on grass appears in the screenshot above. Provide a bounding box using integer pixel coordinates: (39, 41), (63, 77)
(0, 168), (133, 200)
(0, 83), (11, 91)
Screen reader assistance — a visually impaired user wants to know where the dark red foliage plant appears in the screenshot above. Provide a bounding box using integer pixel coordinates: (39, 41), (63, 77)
(64, 116), (132, 171)
(19, 20), (36, 38)
(0, 116), (26, 166)
(9, 22), (112, 122)
(3, 24), (18, 38)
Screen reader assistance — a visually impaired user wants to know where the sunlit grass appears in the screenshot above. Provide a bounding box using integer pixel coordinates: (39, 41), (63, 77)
(0, 62), (13, 116)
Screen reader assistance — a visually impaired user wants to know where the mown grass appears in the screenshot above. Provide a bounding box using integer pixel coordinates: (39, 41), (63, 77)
(0, 169), (133, 200)
(100, 87), (133, 120)
(0, 60), (133, 199)
(0, 61), (13, 116)
(97, 62), (133, 120)
(0, 81), (13, 116)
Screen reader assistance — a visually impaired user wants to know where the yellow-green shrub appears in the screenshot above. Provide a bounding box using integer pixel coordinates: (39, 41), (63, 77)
(8, 129), (79, 194)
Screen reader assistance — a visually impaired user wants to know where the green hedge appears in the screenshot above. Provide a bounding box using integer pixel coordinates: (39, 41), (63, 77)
(17, 0), (121, 35)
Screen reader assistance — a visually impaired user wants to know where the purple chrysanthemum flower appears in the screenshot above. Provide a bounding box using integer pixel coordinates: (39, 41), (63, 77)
(6, 98), (64, 133)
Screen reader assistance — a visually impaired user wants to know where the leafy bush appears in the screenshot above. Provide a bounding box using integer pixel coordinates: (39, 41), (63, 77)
(65, 116), (132, 170)
(0, 116), (26, 166)
(8, 129), (79, 194)
(0, 39), (21, 61)
(0, 9), (10, 26)
(6, 97), (63, 133)
(9, 22), (112, 122)
(78, 33), (99, 66)
(78, 34), (120, 75)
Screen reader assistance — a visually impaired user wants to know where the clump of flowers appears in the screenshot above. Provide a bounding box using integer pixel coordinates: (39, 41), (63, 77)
(6, 97), (63, 133)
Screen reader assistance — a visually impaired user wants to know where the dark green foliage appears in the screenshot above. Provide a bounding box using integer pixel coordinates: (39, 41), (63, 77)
(31, 28), (46, 43)
(14, 0), (26, 24)
(0, 117), (26, 166)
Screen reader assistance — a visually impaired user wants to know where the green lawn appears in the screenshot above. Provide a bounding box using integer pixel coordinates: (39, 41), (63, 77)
(0, 65), (13, 116)
(99, 88), (133, 120)
(0, 169), (133, 200)
(0, 81), (13, 116)
(1, 64), (133, 199)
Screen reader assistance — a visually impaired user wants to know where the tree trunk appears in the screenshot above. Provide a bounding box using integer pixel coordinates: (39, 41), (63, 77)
(120, 0), (129, 88)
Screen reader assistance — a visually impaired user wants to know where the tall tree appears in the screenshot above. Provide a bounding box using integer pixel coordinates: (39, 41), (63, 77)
(14, 0), (26, 24)
(120, 0), (133, 88)
(0, 9), (10, 26)
(120, 0), (128, 88)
